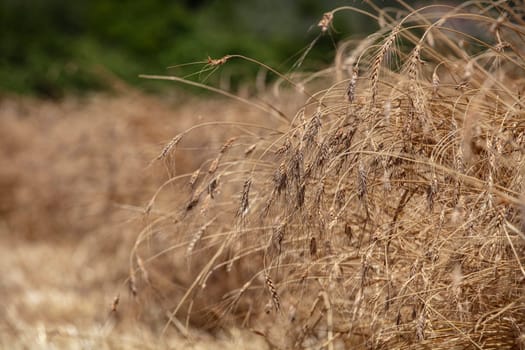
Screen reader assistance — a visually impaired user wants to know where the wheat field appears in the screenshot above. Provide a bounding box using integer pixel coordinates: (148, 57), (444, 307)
(1, 1), (525, 349)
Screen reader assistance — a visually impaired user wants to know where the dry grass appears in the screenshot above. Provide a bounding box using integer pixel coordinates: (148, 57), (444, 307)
(2, 2), (525, 349)
(0, 92), (270, 348)
(134, 2), (525, 349)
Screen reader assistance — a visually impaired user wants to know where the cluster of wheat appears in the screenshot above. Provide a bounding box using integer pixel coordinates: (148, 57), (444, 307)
(133, 2), (525, 349)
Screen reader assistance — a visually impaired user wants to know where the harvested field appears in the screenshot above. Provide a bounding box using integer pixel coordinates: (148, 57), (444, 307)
(0, 92), (270, 348)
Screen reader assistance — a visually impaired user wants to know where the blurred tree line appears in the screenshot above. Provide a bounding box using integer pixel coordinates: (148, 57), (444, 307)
(0, 0), (409, 98)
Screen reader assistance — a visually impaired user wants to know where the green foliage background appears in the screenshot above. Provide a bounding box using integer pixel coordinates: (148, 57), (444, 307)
(0, 0), (406, 97)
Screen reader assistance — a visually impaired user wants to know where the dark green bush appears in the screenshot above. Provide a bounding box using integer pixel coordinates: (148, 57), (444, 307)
(0, 0), (391, 97)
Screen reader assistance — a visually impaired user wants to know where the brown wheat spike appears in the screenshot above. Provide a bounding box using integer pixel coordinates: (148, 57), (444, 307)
(309, 236), (317, 257)
(335, 186), (346, 209)
(302, 111), (321, 148)
(296, 183), (305, 208)
(187, 217), (216, 257)
(220, 137), (236, 154)
(128, 267), (137, 297)
(264, 273), (281, 312)
(344, 223), (352, 243)
(432, 68), (440, 97)
(185, 195), (200, 212)
(346, 65), (358, 103)
(275, 137), (291, 156)
(208, 177), (219, 198)
(111, 295), (120, 313)
(318, 12), (333, 33)
(288, 149), (303, 186)
(208, 156), (220, 174)
(427, 175), (438, 211)
(357, 162), (367, 200)
(313, 178), (325, 211)
(136, 255), (150, 283)
(157, 134), (183, 160)
(200, 193), (211, 216)
(370, 23), (401, 104)
(237, 178), (252, 218)
(303, 161), (313, 179)
(273, 161), (287, 195)
(416, 307), (426, 341)
(244, 143), (257, 156)
(271, 222), (285, 255)
(407, 43), (423, 85)
(315, 140), (329, 169)
(207, 55), (231, 66)
(189, 168), (201, 188)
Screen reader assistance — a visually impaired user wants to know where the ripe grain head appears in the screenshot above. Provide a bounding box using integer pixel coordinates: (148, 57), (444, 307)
(135, 2), (525, 348)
